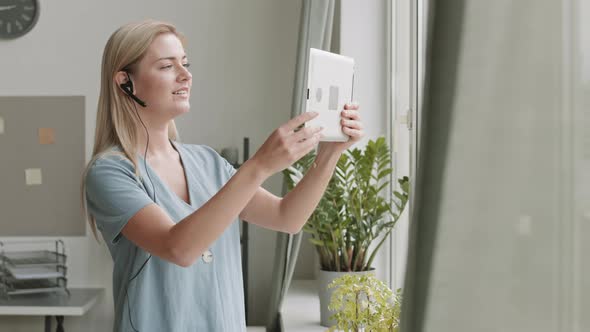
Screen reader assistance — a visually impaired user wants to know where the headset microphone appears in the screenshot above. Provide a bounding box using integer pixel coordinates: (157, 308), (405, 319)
(120, 72), (147, 107)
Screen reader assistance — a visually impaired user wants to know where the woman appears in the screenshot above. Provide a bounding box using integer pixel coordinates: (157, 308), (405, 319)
(83, 19), (363, 332)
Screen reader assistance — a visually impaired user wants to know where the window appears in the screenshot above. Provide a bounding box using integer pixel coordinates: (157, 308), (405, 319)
(388, 0), (426, 291)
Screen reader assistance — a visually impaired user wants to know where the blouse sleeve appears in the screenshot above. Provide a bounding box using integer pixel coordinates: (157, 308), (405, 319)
(85, 156), (154, 244)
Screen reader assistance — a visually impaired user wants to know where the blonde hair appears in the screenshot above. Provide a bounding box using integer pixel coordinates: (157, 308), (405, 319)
(82, 20), (185, 240)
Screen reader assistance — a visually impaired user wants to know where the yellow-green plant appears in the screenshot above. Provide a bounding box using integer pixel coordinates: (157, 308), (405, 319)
(283, 137), (409, 271)
(327, 274), (402, 332)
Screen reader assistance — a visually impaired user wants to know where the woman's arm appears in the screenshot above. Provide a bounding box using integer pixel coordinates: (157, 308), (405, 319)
(240, 104), (363, 234)
(238, 148), (339, 234)
(121, 112), (323, 267)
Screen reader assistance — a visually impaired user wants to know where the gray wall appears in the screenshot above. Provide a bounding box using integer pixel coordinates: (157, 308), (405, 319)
(0, 0), (301, 329)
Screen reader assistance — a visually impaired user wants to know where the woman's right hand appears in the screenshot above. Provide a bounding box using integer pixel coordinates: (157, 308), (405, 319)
(250, 111), (324, 177)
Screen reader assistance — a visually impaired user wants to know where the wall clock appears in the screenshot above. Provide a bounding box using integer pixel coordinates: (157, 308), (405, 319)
(0, 0), (39, 39)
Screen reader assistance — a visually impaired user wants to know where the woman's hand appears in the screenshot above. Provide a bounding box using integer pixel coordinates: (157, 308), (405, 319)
(318, 103), (364, 155)
(250, 111), (324, 178)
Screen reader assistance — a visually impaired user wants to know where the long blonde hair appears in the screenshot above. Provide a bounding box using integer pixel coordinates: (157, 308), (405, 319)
(82, 20), (185, 240)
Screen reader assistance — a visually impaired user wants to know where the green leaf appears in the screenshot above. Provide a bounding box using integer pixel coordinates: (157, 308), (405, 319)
(292, 136), (410, 272)
(309, 238), (325, 247)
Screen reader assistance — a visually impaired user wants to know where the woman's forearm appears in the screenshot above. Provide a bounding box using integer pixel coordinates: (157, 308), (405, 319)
(279, 148), (341, 234)
(168, 158), (267, 266)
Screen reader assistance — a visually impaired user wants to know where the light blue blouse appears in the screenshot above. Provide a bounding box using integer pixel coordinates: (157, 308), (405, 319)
(85, 141), (245, 332)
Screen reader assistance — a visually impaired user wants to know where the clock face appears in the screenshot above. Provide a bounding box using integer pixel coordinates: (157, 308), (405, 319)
(0, 0), (39, 39)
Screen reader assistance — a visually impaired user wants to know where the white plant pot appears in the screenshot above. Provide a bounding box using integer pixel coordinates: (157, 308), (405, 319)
(318, 269), (375, 327)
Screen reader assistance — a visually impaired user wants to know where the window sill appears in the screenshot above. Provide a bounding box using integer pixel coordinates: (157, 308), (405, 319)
(282, 279), (326, 332)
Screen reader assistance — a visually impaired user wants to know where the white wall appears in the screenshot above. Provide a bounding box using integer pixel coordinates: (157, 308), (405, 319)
(340, 0), (393, 283)
(340, 0), (410, 288)
(340, 0), (389, 148)
(0, 0), (301, 329)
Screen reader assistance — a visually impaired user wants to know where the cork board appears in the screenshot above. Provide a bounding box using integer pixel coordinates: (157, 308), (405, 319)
(0, 96), (85, 236)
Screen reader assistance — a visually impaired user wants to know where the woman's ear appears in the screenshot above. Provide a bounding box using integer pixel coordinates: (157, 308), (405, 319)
(114, 71), (130, 92)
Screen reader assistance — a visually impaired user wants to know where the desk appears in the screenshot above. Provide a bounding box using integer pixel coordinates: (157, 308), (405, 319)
(0, 288), (104, 332)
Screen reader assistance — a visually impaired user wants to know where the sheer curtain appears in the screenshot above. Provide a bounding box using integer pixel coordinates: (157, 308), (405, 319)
(402, 0), (588, 331)
(266, 1), (337, 331)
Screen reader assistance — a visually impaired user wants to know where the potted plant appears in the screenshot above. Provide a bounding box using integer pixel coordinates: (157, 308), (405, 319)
(327, 273), (402, 332)
(283, 136), (409, 327)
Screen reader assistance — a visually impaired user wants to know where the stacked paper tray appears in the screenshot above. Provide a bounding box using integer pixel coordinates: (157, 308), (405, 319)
(5, 265), (66, 280)
(0, 274), (67, 296)
(2, 250), (66, 267)
(0, 242), (69, 297)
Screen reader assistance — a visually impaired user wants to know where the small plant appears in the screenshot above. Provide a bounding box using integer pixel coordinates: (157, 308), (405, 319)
(327, 274), (402, 332)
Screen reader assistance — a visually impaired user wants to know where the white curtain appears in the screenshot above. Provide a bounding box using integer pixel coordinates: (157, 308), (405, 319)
(402, 0), (589, 331)
(266, 1), (336, 330)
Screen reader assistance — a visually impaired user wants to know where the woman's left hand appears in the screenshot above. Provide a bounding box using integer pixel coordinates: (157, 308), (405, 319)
(318, 103), (364, 155)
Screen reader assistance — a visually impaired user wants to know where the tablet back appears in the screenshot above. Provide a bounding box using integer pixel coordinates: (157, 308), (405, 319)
(305, 48), (355, 142)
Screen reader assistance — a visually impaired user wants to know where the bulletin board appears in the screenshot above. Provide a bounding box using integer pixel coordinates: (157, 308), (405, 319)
(0, 96), (85, 236)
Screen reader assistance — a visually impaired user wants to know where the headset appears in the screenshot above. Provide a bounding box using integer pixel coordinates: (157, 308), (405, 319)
(120, 70), (154, 332)
(120, 72), (147, 107)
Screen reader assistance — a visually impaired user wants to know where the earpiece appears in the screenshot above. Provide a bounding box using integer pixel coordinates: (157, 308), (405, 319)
(120, 72), (147, 107)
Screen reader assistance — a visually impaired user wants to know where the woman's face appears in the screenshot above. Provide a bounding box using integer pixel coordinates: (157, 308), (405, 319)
(132, 33), (192, 120)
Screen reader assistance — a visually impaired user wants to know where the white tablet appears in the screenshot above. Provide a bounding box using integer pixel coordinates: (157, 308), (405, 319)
(305, 48), (355, 142)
